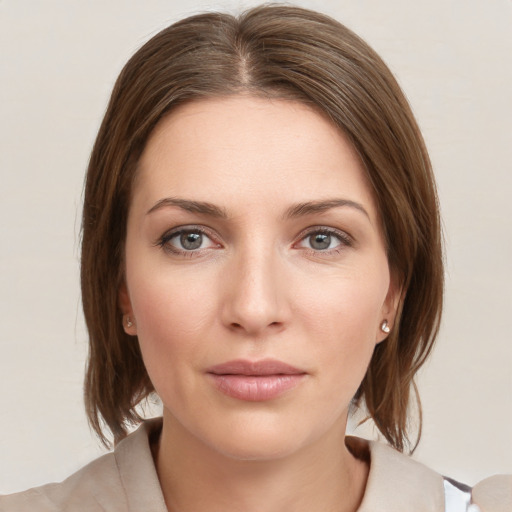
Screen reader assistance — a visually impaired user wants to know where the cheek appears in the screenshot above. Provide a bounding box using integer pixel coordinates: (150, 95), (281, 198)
(126, 267), (218, 385)
(297, 265), (389, 338)
(293, 262), (390, 380)
(130, 259), (216, 332)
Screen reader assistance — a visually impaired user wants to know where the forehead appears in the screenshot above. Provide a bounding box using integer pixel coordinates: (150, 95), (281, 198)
(134, 95), (377, 220)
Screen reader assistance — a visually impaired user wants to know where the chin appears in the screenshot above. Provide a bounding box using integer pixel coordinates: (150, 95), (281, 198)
(209, 430), (306, 462)
(195, 412), (334, 462)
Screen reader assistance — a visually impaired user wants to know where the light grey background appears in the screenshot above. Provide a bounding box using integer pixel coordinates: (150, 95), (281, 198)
(1, 0), (511, 493)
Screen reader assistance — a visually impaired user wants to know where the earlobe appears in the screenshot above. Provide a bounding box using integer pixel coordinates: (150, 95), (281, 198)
(376, 272), (403, 343)
(123, 313), (137, 335)
(119, 281), (137, 336)
(376, 319), (391, 344)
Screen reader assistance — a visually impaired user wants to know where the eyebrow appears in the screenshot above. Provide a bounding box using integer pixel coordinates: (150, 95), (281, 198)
(146, 197), (369, 220)
(284, 199), (369, 220)
(146, 197), (228, 218)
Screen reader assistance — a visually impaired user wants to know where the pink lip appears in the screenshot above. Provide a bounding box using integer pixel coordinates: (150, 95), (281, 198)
(206, 359), (306, 402)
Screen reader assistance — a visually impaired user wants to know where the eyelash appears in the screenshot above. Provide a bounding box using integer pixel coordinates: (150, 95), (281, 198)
(156, 225), (353, 257)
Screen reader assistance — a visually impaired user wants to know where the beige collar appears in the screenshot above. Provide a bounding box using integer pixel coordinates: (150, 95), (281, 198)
(114, 418), (168, 511)
(114, 418), (445, 512)
(348, 436), (445, 511)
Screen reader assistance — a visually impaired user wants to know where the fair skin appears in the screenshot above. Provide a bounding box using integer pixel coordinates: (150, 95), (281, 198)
(120, 96), (399, 512)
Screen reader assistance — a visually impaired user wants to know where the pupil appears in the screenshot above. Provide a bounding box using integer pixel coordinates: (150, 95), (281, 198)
(311, 233), (330, 250)
(181, 232), (202, 250)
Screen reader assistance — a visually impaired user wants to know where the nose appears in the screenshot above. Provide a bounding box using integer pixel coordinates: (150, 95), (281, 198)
(221, 243), (289, 336)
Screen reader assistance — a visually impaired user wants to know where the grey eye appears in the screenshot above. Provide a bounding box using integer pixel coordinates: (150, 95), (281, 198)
(180, 232), (203, 250)
(159, 226), (220, 255)
(309, 233), (332, 250)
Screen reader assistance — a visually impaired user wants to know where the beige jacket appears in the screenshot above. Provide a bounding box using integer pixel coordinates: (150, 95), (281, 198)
(1, 418), (510, 512)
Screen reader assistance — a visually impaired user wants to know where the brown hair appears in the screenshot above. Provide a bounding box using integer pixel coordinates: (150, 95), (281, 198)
(82, 4), (443, 452)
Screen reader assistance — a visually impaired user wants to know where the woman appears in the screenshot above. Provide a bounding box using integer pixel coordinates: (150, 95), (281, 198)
(1, 5), (509, 511)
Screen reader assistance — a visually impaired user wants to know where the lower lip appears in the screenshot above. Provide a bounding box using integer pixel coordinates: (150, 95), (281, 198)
(208, 374), (305, 401)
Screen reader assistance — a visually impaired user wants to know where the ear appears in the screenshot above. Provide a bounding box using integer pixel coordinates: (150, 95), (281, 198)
(376, 270), (403, 344)
(119, 280), (137, 336)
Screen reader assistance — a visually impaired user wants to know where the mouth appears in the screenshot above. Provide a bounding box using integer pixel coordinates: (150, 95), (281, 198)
(206, 359), (307, 401)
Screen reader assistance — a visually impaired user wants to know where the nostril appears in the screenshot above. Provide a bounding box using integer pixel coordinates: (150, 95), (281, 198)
(229, 320), (282, 333)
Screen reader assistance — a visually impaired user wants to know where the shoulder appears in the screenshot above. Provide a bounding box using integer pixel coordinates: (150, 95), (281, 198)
(445, 474), (512, 512)
(0, 418), (166, 512)
(348, 436), (512, 512)
(0, 452), (125, 512)
(472, 474), (512, 512)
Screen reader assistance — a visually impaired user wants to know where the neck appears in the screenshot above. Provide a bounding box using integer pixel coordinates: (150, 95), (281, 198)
(154, 413), (369, 512)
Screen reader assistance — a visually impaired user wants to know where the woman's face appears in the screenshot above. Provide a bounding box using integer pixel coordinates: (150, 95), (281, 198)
(121, 96), (398, 460)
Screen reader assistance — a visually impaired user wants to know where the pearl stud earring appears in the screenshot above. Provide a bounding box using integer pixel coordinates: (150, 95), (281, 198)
(125, 315), (133, 328)
(380, 320), (390, 334)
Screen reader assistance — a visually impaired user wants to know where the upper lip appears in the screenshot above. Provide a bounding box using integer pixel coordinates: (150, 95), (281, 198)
(207, 359), (305, 376)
